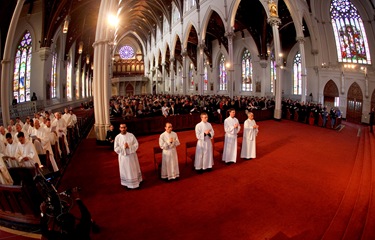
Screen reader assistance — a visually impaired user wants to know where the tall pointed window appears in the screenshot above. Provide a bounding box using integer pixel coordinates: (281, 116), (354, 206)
(50, 52), (57, 99)
(204, 65), (208, 91)
(219, 55), (227, 91)
(270, 53), (276, 93)
(241, 49), (252, 92)
(330, 0), (371, 64)
(67, 61), (72, 100)
(76, 67), (80, 99)
(13, 31), (32, 103)
(293, 52), (302, 95)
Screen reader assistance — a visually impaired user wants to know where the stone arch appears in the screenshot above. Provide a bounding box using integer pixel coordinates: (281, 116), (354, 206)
(323, 79), (339, 109)
(346, 82), (363, 123)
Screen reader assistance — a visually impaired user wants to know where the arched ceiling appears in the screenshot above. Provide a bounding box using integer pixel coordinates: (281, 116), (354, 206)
(0, 0), (328, 64)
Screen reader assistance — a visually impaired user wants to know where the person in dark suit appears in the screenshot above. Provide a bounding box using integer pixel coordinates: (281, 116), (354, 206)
(106, 125), (117, 149)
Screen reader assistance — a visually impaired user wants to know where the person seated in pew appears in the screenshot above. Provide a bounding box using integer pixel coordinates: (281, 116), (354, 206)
(105, 125), (117, 149)
(3, 133), (19, 167)
(52, 112), (71, 156)
(44, 118), (62, 158)
(30, 120), (59, 172)
(15, 131), (42, 168)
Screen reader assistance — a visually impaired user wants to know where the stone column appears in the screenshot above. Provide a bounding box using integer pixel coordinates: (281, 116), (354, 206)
(225, 31), (234, 98)
(259, 59), (268, 96)
(268, 17), (282, 120)
(92, 0), (117, 141)
(297, 36), (307, 103)
(198, 43), (205, 95)
(170, 57), (175, 94)
(1, 0), (25, 125)
(181, 50), (188, 95)
(162, 62), (166, 93)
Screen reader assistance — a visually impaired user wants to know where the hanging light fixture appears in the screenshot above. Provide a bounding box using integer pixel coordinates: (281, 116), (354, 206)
(86, 54), (90, 64)
(78, 41), (83, 54)
(63, 0), (73, 34)
(63, 15), (70, 34)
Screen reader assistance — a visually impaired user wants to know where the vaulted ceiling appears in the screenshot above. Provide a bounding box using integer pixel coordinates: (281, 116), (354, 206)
(0, 0), (322, 67)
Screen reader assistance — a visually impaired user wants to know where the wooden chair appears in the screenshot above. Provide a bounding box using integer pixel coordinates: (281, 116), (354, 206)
(185, 140), (197, 166)
(213, 135), (225, 156)
(153, 146), (163, 172)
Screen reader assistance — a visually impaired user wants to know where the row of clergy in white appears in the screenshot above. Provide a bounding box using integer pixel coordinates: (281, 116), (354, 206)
(0, 111), (78, 185)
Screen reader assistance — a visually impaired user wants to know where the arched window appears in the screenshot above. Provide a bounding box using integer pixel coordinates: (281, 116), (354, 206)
(50, 52), (57, 99)
(219, 55), (227, 91)
(76, 67), (80, 99)
(13, 31), (32, 103)
(293, 52), (302, 95)
(241, 49), (252, 92)
(270, 53), (276, 93)
(81, 71), (85, 98)
(172, 3), (180, 25)
(189, 62), (194, 91)
(204, 65), (208, 91)
(66, 61), (72, 99)
(330, 0), (371, 64)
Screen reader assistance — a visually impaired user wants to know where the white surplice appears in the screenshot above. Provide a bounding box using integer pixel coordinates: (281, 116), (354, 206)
(15, 140), (41, 168)
(159, 131), (180, 180)
(194, 121), (214, 170)
(114, 132), (142, 188)
(240, 119), (259, 159)
(30, 127), (59, 171)
(222, 116), (241, 163)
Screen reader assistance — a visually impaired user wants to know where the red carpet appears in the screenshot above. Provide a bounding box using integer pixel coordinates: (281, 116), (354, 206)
(56, 119), (372, 240)
(3, 119), (373, 240)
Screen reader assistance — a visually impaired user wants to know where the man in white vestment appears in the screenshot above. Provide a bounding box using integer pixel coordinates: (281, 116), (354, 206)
(159, 122), (180, 180)
(44, 118), (62, 156)
(52, 112), (70, 155)
(0, 126), (7, 145)
(222, 108), (241, 163)
(194, 112), (215, 171)
(240, 112), (259, 159)
(15, 132), (42, 168)
(3, 133), (19, 167)
(114, 124), (142, 189)
(13, 123), (29, 143)
(31, 120), (59, 172)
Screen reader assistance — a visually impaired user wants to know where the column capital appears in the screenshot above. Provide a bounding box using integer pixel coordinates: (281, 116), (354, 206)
(38, 47), (51, 61)
(259, 59), (268, 68)
(225, 31), (235, 39)
(181, 50), (188, 57)
(170, 57), (175, 62)
(296, 36), (305, 43)
(311, 49), (319, 55)
(267, 17), (281, 27)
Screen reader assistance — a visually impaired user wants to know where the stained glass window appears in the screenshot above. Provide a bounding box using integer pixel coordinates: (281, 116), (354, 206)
(76, 67), (80, 99)
(51, 52), (57, 99)
(81, 71), (85, 97)
(241, 49), (252, 92)
(293, 52), (302, 95)
(119, 45), (135, 59)
(13, 31), (32, 103)
(67, 61), (72, 99)
(219, 55), (227, 91)
(330, 0), (371, 64)
(189, 62), (194, 91)
(270, 53), (276, 93)
(204, 65), (208, 91)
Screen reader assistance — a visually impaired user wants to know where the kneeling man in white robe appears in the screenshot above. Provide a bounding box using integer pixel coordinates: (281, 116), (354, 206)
(159, 122), (180, 180)
(114, 124), (142, 189)
(240, 112), (259, 159)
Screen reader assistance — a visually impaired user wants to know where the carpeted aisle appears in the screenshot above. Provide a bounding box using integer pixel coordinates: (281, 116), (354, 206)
(56, 120), (362, 240)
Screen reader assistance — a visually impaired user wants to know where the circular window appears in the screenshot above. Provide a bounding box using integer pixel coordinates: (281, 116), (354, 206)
(119, 45), (135, 59)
